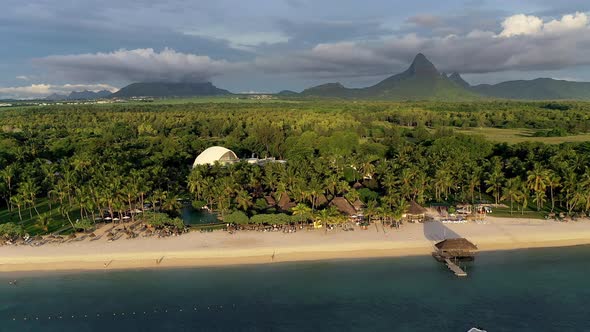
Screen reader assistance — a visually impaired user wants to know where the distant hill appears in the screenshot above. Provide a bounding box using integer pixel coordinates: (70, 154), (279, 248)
(45, 90), (112, 101)
(277, 90), (299, 96)
(45, 93), (69, 101)
(111, 82), (231, 98)
(300, 54), (480, 101)
(68, 90), (111, 100)
(471, 78), (590, 100)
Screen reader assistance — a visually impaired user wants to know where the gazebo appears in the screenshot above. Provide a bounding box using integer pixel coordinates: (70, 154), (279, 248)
(403, 200), (427, 223)
(434, 238), (478, 260)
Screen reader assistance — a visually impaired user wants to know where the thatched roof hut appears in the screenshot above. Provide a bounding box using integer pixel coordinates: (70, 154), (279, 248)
(407, 200), (427, 215)
(435, 238), (478, 251)
(329, 197), (357, 216)
(315, 194), (328, 207)
(352, 181), (363, 189)
(434, 238), (478, 260)
(277, 193), (296, 211)
(264, 195), (276, 207)
(352, 198), (365, 212)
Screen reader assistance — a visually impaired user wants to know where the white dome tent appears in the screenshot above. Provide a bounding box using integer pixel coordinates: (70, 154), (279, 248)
(192, 146), (239, 167)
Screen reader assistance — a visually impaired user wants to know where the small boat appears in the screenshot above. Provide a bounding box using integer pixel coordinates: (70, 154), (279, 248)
(467, 328), (487, 332)
(8, 280), (17, 286)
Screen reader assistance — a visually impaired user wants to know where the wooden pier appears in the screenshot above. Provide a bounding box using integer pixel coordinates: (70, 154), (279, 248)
(444, 258), (467, 277)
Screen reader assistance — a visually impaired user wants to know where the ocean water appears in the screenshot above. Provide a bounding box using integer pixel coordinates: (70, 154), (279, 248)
(1, 246), (590, 332)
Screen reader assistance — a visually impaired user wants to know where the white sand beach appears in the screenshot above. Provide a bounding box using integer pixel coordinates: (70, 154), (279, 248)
(1, 217), (590, 272)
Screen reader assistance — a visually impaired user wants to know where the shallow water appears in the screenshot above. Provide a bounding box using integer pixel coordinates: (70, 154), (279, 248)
(1, 246), (590, 331)
(180, 206), (218, 225)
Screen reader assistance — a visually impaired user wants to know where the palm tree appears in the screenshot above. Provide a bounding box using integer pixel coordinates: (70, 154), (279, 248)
(19, 179), (41, 218)
(291, 203), (312, 226)
(38, 213), (52, 232)
(10, 194), (24, 221)
(122, 182), (138, 221)
(546, 171), (561, 213)
(527, 164), (550, 211)
(162, 193), (182, 213)
(502, 177), (522, 215)
(306, 178), (324, 211)
(0, 164), (16, 210)
(235, 189), (253, 212)
(485, 169), (504, 205)
(152, 189), (166, 212)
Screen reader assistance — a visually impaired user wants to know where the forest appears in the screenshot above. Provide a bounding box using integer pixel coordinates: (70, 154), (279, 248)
(1, 99), (590, 237)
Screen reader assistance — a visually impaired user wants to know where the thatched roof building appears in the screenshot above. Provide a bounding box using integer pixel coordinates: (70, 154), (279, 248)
(403, 200), (427, 222)
(352, 198), (365, 212)
(407, 200), (427, 215)
(315, 194), (328, 207)
(329, 197), (357, 216)
(264, 195), (276, 207)
(277, 193), (296, 211)
(434, 238), (478, 260)
(435, 238), (478, 251)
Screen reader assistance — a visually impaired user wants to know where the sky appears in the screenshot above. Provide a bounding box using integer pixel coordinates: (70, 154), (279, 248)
(2, 0), (590, 98)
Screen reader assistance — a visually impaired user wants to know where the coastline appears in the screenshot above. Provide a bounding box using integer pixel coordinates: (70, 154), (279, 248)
(2, 217), (590, 272)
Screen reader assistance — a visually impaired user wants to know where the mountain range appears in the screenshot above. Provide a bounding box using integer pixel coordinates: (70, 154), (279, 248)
(298, 54), (590, 101)
(39, 54), (590, 101)
(45, 90), (112, 101)
(110, 82), (230, 98)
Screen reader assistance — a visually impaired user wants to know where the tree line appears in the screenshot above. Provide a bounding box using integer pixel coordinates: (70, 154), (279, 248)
(1, 100), (590, 235)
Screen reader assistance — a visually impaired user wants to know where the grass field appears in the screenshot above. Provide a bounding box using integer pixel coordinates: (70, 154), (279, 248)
(456, 127), (590, 144)
(0, 198), (80, 235)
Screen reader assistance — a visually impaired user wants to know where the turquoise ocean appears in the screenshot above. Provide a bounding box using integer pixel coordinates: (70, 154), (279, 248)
(1, 245), (590, 331)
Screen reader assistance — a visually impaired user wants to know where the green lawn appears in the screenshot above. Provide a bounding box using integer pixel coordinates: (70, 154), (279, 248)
(0, 198), (81, 235)
(490, 206), (548, 219)
(455, 127), (590, 144)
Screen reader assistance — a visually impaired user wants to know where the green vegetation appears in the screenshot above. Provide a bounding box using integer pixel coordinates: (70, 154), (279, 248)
(1, 98), (590, 237)
(472, 78), (590, 100)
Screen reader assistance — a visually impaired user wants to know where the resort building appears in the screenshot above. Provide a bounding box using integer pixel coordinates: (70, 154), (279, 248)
(403, 200), (427, 223)
(193, 146), (239, 167)
(193, 147), (286, 168)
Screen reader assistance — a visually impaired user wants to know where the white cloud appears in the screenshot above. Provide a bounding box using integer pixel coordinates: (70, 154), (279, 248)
(35, 48), (244, 83)
(254, 12), (590, 78)
(543, 12), (588, 34)
(16, 75), (30, 81)
(500, 12), (588, 37)
(499, 14), (543, 37)
(0, 83), (118, 99)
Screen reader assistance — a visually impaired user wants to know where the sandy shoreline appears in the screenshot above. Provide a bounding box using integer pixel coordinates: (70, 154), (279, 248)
(1, 217), (590, 272)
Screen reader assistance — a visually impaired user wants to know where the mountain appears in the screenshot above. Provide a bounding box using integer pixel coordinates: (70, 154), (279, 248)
(471, 78), (590, 100)
(44, 90), (112, 101)
(277, 90), (299, 96)
(45, 93), (68, 101)
(447, 72), (470, 89)
(111, 82), (231, 98)
(300, 54), (479, 100)
(68, 90), (112, 100)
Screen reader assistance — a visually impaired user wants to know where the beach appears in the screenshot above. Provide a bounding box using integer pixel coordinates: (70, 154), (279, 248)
(2, 217), (590, 272)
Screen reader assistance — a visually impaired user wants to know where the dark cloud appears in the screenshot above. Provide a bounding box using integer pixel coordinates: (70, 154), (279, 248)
(255, 13), (590, 78)
(35, 48), (245, 83)
(277, 19), (391, 44)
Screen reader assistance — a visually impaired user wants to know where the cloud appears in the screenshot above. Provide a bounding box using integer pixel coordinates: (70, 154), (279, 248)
(499, 14), (543, 37)
(254, 11), (590, 78)
(184, 29), (289, 51)
(16, 75), (30, 81)
(34, 48), (245, 83)
(499, 12), (588, 37)
(0, 83), (118, 99)
(406, 14), (443, 28)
